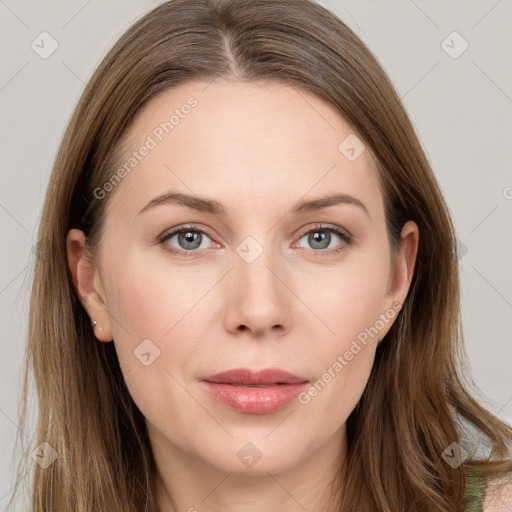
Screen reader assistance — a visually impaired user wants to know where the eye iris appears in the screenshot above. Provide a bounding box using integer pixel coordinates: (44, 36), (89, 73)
(309, 231), (330, 250)
(178, 230), (202, 250)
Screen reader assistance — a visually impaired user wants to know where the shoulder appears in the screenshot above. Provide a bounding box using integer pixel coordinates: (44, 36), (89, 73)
(483, 471), (512, 512)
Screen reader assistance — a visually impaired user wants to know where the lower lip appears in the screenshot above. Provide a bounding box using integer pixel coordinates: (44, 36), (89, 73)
(201, 381), (308, 414)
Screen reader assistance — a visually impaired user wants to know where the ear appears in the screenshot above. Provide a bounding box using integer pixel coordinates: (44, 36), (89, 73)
(66, 229), (113, 342)
(385, 220), (419, 309)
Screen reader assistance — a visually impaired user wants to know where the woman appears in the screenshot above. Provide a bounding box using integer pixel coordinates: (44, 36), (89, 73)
(10, 0), (512, 510)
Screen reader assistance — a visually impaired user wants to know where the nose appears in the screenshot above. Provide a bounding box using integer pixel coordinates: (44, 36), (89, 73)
(222, 245), (292, 339)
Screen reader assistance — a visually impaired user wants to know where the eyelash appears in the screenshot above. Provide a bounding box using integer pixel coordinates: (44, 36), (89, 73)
(158, 223), (353, 259)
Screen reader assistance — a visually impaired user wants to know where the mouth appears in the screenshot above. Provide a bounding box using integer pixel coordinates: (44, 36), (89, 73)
(201, 367), (309, 414)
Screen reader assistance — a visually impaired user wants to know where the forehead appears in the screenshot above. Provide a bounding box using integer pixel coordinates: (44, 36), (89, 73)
(105, 79), (383, 222)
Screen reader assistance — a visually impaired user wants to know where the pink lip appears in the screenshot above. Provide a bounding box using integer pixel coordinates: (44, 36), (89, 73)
(201, 368), (309, 414)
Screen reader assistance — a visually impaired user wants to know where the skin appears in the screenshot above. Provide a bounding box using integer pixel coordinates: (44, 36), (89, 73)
(67, 79), (419, 511)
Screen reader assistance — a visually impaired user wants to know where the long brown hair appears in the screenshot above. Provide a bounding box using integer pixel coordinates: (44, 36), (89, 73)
(9, 0), (511, 510)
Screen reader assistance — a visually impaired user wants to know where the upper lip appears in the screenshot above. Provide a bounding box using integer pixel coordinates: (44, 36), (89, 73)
(203, 368), (309, 385)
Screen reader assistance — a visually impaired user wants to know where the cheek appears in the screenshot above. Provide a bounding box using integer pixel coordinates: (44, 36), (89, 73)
(294, 275), (387, 434)
(301, 251), (391, 347)
(292, 248), (390, 412)
(103, 257), (204, 403)
(106, 250), (209, 342)
(106, 275), (207, 442)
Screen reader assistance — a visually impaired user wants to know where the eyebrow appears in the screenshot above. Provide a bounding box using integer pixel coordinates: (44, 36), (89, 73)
(137, 191), (370, 218)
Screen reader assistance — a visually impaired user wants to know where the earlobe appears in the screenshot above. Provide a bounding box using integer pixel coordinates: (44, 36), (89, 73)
(66, 229), (113, 342)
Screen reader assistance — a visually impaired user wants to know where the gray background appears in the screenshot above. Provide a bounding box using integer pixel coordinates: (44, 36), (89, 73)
(1, 0), (511, 508)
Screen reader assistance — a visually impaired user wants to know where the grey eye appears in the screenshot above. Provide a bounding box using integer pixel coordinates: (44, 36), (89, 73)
(297, 229), (342, 251)
(164, 229), (212, 251)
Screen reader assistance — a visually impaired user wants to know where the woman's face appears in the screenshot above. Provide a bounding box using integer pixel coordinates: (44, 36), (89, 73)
(68, 79), (417, 481)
